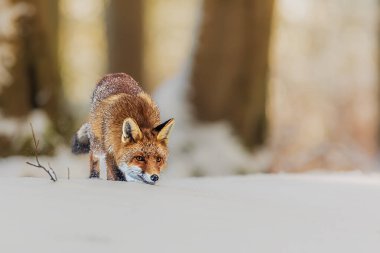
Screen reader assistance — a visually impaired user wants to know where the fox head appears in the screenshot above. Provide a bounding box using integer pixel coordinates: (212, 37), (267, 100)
(115, 118), (174, 184)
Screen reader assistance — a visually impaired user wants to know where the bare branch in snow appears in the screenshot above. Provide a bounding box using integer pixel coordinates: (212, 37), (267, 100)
(26, 123), (58, 182)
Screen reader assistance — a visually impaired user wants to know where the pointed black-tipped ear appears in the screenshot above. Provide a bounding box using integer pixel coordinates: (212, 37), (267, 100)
(122, 118), (142, 143)
(153, 118), (175, 143)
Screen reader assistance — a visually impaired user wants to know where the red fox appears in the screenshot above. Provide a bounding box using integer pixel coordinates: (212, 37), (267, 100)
(72, 73), (174, 184)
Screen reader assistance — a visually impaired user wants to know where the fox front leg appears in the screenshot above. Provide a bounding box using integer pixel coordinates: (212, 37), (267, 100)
(89, 151), (100, 178)
(105, 153), (123, 181)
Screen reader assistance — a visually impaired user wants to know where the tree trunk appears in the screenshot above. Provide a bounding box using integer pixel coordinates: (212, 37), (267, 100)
(190, 0), (274, 148)
(4, 0), (62, 118)
(106, 0), (144, 85)
(0, 0), (67, 156)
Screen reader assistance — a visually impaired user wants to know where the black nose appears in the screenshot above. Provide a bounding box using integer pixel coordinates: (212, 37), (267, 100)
(150, 174), (159, 182)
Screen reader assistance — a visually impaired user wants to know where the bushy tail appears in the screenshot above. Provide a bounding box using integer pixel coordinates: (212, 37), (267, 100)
(72, 123), (90, 154)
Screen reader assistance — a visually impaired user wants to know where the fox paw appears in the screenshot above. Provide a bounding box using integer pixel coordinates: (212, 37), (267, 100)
(89, 171), (100, 178)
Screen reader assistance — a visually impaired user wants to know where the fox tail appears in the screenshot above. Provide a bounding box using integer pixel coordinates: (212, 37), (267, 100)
(72, 123), (90, 154)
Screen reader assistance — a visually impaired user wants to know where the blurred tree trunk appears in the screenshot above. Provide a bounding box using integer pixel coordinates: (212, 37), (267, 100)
(107, 0), (143, 85)
(0, 0), (68, 156)
(1, 0), (61, 118)
(190, 0), (274, 148)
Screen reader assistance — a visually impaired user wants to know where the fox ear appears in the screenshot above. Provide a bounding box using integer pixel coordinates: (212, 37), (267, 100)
(122, 118), (142, 143)
(154, 118), (175, 143)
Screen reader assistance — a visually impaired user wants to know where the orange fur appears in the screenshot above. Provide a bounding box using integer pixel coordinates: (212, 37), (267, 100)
(76, 73), (174, 183)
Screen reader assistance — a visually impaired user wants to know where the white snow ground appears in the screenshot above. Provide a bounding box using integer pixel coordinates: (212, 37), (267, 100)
(0, 171), (379, 253)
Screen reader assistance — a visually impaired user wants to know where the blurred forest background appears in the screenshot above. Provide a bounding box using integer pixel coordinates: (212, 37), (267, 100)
(0, 0), (379, 176)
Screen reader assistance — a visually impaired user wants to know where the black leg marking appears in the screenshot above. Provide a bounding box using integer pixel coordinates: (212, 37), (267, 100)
(89, 170), (100, 178)
(114, 165), (126, 181)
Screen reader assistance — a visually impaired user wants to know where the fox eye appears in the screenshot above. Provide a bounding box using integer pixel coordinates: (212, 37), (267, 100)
(156, 157), (162, 163)
(135, 156), (145, 162)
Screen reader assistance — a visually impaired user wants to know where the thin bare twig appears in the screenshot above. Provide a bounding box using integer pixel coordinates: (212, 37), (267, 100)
(26, 123), (58, 182)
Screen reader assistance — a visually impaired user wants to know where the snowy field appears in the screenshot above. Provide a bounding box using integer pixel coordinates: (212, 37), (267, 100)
(0, 170), (379, 253)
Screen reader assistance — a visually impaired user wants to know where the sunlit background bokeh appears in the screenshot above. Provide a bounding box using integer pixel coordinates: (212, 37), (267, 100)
(59, 0), (201, 117)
